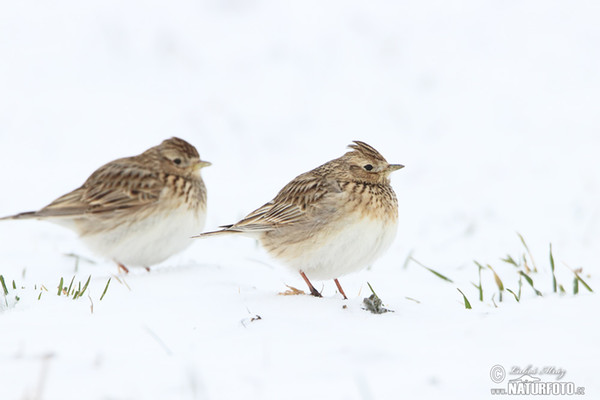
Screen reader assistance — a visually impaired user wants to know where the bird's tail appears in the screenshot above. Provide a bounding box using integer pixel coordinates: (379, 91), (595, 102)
(192, 225), (245, 239)
(0, 211), (38, 221)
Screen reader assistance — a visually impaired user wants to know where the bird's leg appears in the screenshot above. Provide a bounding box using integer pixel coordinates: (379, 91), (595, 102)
(117, 262), (129, 274)
(299, 271), (322, 297)
(333, 278), (348, 300)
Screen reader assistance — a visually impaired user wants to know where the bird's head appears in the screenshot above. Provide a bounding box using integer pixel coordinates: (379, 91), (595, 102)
(153, 137), (211, 176)
(343, 140), (404, 184)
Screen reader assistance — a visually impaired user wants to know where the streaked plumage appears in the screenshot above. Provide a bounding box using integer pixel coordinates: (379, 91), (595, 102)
(198, 141), (403, 298)
(1, 137), (210, 271)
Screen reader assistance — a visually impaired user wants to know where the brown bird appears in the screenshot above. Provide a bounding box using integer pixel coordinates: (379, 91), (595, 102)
(1, 137), (211, 272)
(197, 141), (403, 298)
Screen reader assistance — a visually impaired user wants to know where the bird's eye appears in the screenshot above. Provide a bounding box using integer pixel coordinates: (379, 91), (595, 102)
(363, 164), (373, 171)
(173, 158), (182, 165)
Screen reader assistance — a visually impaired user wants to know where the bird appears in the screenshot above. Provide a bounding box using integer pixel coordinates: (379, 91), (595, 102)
(196, 141), (403, 299)
(1, 137), (211, 273)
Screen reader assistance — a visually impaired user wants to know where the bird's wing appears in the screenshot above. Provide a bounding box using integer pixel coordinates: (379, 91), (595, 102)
(225, 172), (342, 233)
(31, 160), (165, 218)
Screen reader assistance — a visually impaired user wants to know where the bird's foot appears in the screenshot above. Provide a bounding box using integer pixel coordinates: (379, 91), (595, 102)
(299, 271), (322, 298)
(117, 263), (129, 274)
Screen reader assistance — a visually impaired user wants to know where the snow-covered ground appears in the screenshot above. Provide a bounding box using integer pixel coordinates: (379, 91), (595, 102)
(1, 1), (599, 399)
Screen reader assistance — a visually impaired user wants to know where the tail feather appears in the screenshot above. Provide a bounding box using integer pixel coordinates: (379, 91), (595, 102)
(0, 211), (38, 221)
(192, 228), (244, 238)
(193, 221), (275, 239)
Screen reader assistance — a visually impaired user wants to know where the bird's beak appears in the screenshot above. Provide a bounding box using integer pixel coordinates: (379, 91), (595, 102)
(194, 160), (212, 170)
(387, 164), (405, 172)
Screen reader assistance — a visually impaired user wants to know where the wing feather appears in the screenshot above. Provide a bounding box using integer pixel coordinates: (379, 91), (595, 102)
(222, 173), (341, 233)
(32, 160), (164, 218)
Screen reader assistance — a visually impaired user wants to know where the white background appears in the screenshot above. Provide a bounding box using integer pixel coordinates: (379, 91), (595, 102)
(0, 1), (598, 399)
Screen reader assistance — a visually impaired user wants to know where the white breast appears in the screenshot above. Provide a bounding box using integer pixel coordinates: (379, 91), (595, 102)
(282, 217), (398, 281)
(80, 205), (205, 267)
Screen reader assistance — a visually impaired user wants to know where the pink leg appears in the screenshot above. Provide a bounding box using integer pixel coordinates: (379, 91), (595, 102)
(334, 278), (348, 300)
(299, 271), (322, 297)
(117, 263), (129, 274)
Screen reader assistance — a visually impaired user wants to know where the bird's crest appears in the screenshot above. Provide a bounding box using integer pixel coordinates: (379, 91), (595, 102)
(346, 141), (387, 162)
(160, 137), (200, 158)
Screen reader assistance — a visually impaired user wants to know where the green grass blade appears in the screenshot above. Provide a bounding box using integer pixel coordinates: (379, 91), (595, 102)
(506, 288), (520, 302)
(522, 254), (532, 274)
(66, 276), (75, 297)
(473, 261), (484, 301)
(366, 282), (377, 297)
(491, 293), (498, 308)
(478, 266), (483, 301)
(412, 258), (453, 283)
(0, 276), (8, 296)
(487, 264), (504, 302)
(425, 267), (453, 283)
(519, 271), (542, 296)
(471, 281), (483, 302)
(519, 271), (533, 286)
(487, 265), (504, 291)
(500, 255), (519, 268)
(100, 278), (111, 301)
(517, 232), (537, 272)
(57, 277), (64, 296)
(549, 244), (557, 293)
(456, 288), (472, 309)
(78, 275), (91, 299)
(574, 273), (593, 293)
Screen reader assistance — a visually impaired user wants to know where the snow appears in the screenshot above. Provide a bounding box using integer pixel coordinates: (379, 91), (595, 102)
(1, 1), (599, 399)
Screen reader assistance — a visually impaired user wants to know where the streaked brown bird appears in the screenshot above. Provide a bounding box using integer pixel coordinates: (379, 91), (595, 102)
(197, 141), (403, 298)
(1, 137), (211, 272)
